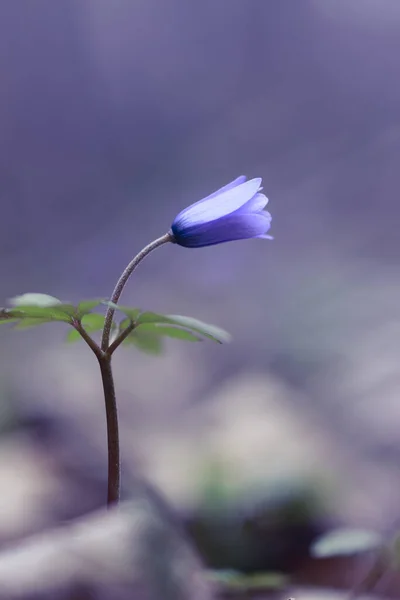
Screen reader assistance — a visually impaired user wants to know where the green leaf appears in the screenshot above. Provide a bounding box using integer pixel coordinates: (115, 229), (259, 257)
(105, 306), (230, 343)
(119, 318), (131, 330)
(311, 528), (383, 558)
(10, 305), (73, 322)
(166, 315), (231, 343)
(124, 328), (164, 355)
(136, 313), (231, 343)
(81, 313), (106, 329)
(136, 323), (201, 341)
(1, 295), (110, 332)
(66, 313), (106, 343)
(10, 293), (63, 307)
(76, 299), (105, 318)
(14, 318), (54, 329)
(66, 330), (82, 343)
(7, 294), (75, 322)
(120, 307), (141, 321)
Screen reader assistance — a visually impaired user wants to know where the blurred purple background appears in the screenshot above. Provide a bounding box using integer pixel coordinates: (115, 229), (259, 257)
(1, 0), (400, 579)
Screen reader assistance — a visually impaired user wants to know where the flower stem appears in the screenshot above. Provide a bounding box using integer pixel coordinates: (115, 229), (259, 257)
(101, 232), (172, 352)
(98, 231), (173, 507)
(97, 354), (120, 506)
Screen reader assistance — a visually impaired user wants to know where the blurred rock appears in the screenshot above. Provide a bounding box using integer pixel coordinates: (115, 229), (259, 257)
(0, 494), (213, 600)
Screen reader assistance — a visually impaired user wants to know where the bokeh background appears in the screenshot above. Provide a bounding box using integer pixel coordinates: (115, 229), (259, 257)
(1, 0), (400, 595)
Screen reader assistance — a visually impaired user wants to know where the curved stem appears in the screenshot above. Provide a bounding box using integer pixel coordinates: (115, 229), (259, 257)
(97, 231), (173, 507)
(98, 355), (120, 506)
(101, 232), (172, 352)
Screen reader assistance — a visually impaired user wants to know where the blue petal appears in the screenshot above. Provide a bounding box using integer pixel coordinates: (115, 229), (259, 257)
(236, 192), (268, 214)
(204, 175), (247, 200)
(173, 178), (262, 228)
(173, 211), (271, 248)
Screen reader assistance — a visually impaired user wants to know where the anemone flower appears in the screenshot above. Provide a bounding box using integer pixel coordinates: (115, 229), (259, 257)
(170, 176), (272, 248)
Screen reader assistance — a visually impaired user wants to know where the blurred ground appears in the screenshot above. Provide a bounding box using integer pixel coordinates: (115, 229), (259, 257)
(1, 0), (400, 596)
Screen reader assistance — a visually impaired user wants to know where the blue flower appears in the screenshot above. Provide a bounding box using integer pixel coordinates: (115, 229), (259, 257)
(170, 176), (272, 248)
